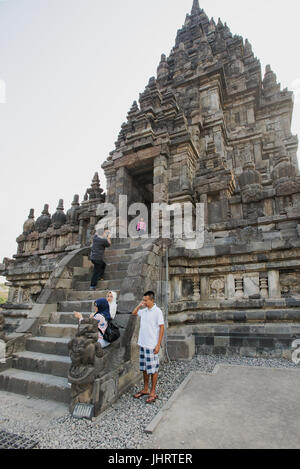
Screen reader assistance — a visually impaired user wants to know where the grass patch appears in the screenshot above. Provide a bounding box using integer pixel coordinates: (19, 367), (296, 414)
(0, 283), (8, 304)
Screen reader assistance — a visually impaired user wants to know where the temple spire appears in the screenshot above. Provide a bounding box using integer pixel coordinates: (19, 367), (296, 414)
(191, 0), (200, 15)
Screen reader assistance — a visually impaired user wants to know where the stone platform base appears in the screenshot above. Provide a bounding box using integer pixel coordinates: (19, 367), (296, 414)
(194, 323), (300, 359)
(167, 323), (300, 360)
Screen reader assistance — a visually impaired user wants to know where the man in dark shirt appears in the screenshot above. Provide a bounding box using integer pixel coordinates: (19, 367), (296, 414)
(90, 229), (111, 291)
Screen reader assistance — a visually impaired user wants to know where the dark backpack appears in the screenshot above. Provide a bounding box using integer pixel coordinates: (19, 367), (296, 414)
(102, 320), (120, 343)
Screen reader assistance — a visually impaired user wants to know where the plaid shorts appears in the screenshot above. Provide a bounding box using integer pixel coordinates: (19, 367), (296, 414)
(139, 347), (159, 375)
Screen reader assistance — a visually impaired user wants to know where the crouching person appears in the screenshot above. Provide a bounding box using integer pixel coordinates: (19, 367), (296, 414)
(132, 291), (165, 404)
(74, 298), (111, 349)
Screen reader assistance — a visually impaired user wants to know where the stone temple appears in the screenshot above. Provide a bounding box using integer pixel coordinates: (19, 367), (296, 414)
(0, 0), (300, 413)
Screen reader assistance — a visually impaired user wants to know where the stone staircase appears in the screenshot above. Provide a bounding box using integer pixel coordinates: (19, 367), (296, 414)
(0, 238), (134, 404)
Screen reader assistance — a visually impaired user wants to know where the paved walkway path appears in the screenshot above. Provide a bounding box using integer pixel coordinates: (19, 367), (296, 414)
(149, 365), (300, 449)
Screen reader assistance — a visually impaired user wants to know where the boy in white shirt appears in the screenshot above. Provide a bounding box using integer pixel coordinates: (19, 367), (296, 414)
(132, 291), (165, 404)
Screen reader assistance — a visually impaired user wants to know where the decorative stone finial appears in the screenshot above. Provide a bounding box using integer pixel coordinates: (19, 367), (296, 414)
(148, 76), (157, 88)
(72, 194), (80, 206)
(208, 18), (216, 32)
(51, 199), (67, 230)
(263, 65), (277, 88)
(157, 54), (169, 82)
(57, 199), (64, 210)
(217, 18), (224, 28)
(130, 101), (139, 112)
(23, 209), (35, 235)
(87, 172), (104, 200)
(35, 204), (51, 233)
(244, 39), (253, 55)
(127, 101), (140, 121)
(191, 0), (200, 15)
(67, 195), (80, 226)
(272, 144), (300, 196)
(91, 172), (100, 189)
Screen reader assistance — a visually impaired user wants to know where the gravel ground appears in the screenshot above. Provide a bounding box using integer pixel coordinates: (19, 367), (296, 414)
(0, 355), (299, 449)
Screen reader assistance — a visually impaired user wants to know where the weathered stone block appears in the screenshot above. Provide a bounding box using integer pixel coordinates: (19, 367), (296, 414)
(167, 335), (195, 360)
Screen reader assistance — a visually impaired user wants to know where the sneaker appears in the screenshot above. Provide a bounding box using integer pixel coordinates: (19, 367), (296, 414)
(90, 286), (96, 291)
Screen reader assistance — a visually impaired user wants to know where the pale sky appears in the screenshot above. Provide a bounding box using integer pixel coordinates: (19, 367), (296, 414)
(0, 0), (300, 271)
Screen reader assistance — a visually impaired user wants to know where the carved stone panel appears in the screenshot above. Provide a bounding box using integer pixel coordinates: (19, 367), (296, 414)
(280, 272), (300, 297)
(209, 277), (225, 299)
(243, 274), (260, 298)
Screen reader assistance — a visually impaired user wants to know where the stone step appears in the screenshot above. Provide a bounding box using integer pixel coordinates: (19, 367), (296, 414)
(103, 271), (128, 281)
(2, 310), (28, 318)
(72, 269), (127, 288)
(65, 289), (120, 302)
(110, 245), (131, 251)
(104, 249), (128, 258)
(57, 300), (96, 313)
(40, 323), (78, 339)
(26, 337), (70, 356)
(111, 239), (131, 247)
(0, 368), (70, 403)
(50, 311), (127, 327)
(72, 261), (130, 280)
(101, 262), (130, 273)
(73, 280), (122, 292)
(2, 303), (33, 311)
(12, 351), (71, 378)
(50, 312), (92, 325)
(72, 269), (127, 283)
(105, 256), (132, 265)
(72, 266), (91, 277)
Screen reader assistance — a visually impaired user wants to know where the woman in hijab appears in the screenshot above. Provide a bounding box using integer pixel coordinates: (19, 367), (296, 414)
(106, 291), (118, 320)
(74, 298), (111, 348)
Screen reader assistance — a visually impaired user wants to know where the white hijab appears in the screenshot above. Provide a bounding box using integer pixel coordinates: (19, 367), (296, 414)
(108, 291), (118, 319)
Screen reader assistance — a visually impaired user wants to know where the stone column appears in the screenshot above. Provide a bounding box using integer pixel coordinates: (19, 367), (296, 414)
(268, 271), (281, 299)
(192, 276), (200, 301)
(105, 170), (117, 205)
(253, 141), (262, 168)
(220, 189), (230, 221)
(171, 276), (182, 302)
(235, 278), (244, 298)
(200, 276), (209, 300)
(78, 219), (84, 245)
(200, 194), (208, 227)
(153, 154), (168, 238)
(116, 167), (129, 202)
(227, 274), (235, 299)
(260, 278), (269, 299)
(153, 154), (168, 204)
